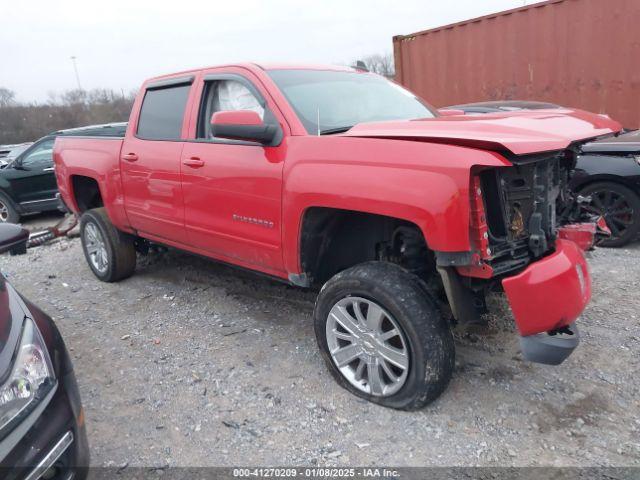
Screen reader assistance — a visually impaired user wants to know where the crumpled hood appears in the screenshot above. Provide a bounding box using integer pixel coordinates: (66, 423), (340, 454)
(343, 108), (622, 156)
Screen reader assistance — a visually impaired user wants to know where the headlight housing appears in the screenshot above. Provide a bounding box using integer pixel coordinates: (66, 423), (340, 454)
(0, 318), (55, 432)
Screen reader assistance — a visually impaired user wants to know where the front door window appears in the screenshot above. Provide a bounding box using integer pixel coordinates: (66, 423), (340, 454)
(198, 79), (273, 140)
(20, 139), (54, 169)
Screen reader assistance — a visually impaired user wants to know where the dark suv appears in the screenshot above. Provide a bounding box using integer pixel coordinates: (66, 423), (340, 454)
(0, 123), (127, 223)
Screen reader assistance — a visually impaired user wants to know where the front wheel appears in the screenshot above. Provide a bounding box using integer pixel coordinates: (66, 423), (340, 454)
(80, 208), (136, 282)
(0, 194), (20, 224)
(580, 181), (640, 247)
(313, 261), (454, 410)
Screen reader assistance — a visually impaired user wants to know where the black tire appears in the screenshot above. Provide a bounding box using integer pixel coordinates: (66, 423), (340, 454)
(80, 208), (136, 282)
(0, 193), (20, 224)
(313, 261), (454, 410)
(580, 181), (640, 248)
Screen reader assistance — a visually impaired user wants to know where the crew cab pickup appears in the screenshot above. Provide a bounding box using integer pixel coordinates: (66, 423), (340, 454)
(53, 64), (622, 410)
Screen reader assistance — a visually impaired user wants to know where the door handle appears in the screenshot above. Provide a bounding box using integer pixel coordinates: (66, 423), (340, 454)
(43, 167), (55, 172)
(183, 157), (205, 168)
(122, 153), (139, 162)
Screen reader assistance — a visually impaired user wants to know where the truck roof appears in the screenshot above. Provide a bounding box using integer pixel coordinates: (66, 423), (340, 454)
(145, 63), (358, 83)
(254, 63), (356, 72)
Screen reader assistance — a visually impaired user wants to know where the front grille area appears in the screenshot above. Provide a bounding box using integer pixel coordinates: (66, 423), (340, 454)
(480, 151), (573, 275)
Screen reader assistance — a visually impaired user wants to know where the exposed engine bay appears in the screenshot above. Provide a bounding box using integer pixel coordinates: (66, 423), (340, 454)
(479, 149), (602, 277)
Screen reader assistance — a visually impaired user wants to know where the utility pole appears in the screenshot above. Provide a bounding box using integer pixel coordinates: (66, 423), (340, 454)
(70, 56), (82, 90)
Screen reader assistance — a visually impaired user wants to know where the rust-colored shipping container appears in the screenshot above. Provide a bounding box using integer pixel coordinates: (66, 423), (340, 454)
(393, 0), (640, 128)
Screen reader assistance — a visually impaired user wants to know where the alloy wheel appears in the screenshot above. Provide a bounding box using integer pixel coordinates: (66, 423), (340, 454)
(84, 223), (109, 273)
(326, 296), (409, 397)
(0, 201), (8, 222)
(582, 189), (634, 242)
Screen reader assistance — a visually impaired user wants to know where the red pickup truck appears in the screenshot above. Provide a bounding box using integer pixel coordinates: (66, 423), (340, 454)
(53, 63), (621, 410)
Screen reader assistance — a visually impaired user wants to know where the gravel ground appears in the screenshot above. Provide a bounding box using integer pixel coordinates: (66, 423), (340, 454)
(2, 214), (640, 468)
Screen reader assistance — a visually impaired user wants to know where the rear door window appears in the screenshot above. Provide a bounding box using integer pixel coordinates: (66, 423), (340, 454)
(136, 84), (191, 140)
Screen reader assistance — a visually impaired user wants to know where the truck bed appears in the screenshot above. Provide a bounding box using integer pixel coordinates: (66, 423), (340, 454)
(53, 136), (128, 227)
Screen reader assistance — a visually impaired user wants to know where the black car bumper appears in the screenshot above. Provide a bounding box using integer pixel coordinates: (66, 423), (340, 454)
(0, 367), (89, 480)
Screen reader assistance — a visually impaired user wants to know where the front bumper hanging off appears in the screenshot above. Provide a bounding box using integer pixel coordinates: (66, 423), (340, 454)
(519, 323), (580, 365)
(502, 239), (591, 365)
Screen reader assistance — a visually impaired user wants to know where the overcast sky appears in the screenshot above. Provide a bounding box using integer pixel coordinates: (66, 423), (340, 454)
(1, 0), (527, 102)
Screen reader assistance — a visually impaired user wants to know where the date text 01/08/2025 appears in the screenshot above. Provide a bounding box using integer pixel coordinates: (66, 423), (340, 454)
(232, 467), (400, 478)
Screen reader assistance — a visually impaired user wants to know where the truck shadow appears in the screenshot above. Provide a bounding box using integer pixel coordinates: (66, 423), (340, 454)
(134, 246), (520, 375)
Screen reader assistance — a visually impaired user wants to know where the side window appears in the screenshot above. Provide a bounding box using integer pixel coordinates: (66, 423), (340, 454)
(198, 79), (268, 140)
(21, 139), (54, 169)
(137, 83), (191, 140)
(213, 80), (264, 118)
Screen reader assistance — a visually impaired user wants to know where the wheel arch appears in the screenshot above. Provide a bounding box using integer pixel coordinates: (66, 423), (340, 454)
(296, 206), (436, 287)
(0, 177), (22, 211)
(0, 189), (22, 219)
(574, 174), (640, 195)
(283, 185), (470, 285)
(0, 188), (19, 207)
(70, 175), (105, 213)
(0, 176), (12, 190)
(573, 151), (640, 192)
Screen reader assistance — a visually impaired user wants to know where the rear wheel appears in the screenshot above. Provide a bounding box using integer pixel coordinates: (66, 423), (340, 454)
(580, 182), (640, 247)
(314, 261), (454, 410)
(80, 208), (136, 282)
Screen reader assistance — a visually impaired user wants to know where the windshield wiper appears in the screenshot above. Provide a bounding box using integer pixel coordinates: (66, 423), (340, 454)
(319, 126), (353, 135)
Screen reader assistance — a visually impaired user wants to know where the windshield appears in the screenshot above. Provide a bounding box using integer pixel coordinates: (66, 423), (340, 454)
(267, 69), (436, 134)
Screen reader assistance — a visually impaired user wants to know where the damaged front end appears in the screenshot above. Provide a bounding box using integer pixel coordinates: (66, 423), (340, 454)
(502, 238), (589, 364)
(437, 147), (597, 365)
(478, 150), (580, 273)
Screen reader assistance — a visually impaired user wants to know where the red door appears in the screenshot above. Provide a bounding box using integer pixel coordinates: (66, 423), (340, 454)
(180, 71), (287, 275)
(121, 79), (193, 244)
(121, 138), (186, 243)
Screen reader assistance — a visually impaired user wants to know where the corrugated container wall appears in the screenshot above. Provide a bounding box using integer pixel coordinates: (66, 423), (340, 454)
(393, 0), (640, 128)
